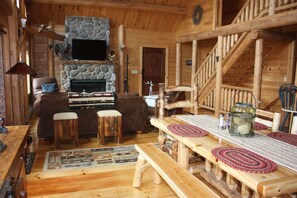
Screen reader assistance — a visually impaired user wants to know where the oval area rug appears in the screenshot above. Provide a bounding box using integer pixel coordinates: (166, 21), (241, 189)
(167, 124), (208, 138)
(212, 147), (277, 174)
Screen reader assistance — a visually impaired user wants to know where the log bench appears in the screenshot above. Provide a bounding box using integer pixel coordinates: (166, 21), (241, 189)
(132, 143), (220, 198)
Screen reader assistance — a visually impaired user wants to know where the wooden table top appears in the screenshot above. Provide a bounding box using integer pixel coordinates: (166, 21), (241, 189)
(0, 125), (30, 188)
(151, 116), (297, 197)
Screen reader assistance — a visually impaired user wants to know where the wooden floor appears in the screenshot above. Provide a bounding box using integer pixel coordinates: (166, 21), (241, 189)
(26, 116), (178, 198)
(26, 110), (221, 198)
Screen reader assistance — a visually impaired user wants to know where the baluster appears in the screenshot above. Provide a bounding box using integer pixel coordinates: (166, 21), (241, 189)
(227, 88), (232, 111)
(226, 35), (231, 54)
(230, 35), (235, 48)
(245, 5), (249, 21)
(234, 34), (239, 42)
(260, 0), (265, 11)
(250, 0), (255, 20)
(255, 0), (259, 16)
(284, 0), (289, 4)
(278, 0), (283, 6)
(221, 88), (224, 111)
(222, 36), (226, 58)
(240, 12), (244, 22)
(265, 0), (269, 9)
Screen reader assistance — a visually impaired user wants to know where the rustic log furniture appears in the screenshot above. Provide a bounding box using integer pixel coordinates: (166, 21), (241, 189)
(150, 115), (297, 197)
(0, 125), (30, 197)
(53, 112), (79, 149)
(97, 110), (122, 145)
(132, 143), (220, 198)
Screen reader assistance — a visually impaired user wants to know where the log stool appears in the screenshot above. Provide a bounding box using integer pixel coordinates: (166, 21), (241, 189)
(97, 110), (122, 145)
(53, 112), (78, 149)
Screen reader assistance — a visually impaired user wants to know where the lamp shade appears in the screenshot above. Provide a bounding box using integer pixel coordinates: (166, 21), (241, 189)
(6, 62), (36, 76)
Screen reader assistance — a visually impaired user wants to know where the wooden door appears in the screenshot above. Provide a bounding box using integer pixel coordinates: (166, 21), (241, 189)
(142, 47), (165, 95)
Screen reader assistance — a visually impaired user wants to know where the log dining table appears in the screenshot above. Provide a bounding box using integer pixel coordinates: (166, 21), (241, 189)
(150, 115), (297, 198)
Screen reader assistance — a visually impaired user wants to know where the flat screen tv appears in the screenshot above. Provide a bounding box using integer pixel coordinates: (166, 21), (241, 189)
(72, 39), (107, 61)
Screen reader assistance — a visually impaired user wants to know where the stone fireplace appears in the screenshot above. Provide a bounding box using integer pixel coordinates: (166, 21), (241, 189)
(59, 16), (115, 92)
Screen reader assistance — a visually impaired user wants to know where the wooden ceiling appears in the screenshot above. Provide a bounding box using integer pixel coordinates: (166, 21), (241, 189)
(27, 0), (196, 32)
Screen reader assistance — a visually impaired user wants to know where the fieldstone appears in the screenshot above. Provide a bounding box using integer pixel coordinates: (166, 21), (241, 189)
(98, 72), (105, 79)
(105, 73), (111, 79)
(101, 65), (109, 72)
(70, 70), (79, 77)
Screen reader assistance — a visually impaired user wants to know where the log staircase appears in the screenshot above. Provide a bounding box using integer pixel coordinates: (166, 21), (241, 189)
(194, 0), (297, 113)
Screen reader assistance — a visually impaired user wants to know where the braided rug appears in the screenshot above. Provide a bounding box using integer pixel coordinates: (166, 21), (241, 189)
(254, 122), (268, 130)
(167, 124), (208, 138)
(267, 132), (297, 147)
(212, 147), (277, 173)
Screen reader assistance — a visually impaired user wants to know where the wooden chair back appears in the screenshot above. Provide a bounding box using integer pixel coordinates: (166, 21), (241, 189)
(255, 109), (281, 132)
(279, 84), (297, 112)
(158, 83), (198, 119)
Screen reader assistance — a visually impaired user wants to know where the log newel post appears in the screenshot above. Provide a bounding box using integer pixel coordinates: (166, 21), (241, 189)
(215, 36), (223, 117)
(176, 43), (181, 86)
(191, 40), (197, 106)
(253, 39), (263, 108)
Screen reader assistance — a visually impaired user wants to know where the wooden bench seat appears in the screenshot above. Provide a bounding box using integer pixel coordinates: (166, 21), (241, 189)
(133, 143), (220, 198)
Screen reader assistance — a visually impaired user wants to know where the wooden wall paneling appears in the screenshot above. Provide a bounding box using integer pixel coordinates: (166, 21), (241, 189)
(286, 41), (296, 84)
(180, 43), (192, 86)
(0, 0), (12, 28)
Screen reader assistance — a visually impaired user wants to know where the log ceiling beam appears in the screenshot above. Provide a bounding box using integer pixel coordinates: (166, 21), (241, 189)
(32, 0), (188, 15)
(256, 30), (296, 41)
(25, 24), (65, 41)
(177, 9), (297, 43)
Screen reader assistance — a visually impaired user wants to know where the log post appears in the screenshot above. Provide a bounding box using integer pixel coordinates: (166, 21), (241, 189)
(191, 40), (197, 106)
(176, 43), (181, 86)
(152, 170), (162, 184)
(214, 36), (223, 117)
(253, 39), (263, 108)
(118, 25), (125, 93)
(47, 21), (54, 77)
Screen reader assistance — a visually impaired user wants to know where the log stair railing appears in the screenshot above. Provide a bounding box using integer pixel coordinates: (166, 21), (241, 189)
(200, 84), (254, 114)
(194, 0), (297, 111)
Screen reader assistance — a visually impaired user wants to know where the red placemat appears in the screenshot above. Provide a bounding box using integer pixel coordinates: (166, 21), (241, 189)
(254, 122), (268, 130)
(212, 147), (277, 174)
(167, 124), (208, 138)
(267, 132), (297, 147)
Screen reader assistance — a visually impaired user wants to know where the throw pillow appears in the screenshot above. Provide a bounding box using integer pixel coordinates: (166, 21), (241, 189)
(42, 83), (57, 93)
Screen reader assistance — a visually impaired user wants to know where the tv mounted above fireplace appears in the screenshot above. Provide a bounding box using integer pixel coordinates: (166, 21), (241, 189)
(72, 39), (107, 61)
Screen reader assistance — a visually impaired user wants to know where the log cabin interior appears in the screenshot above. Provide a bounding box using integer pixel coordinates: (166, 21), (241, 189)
(1, 0), (297, 197)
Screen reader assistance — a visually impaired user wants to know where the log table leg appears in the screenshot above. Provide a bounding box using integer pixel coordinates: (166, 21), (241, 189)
(158, 130), (167, 151)
(153, 170), (162, 184)
(177, 142), (189, 169)
(133, 155), (147, 188)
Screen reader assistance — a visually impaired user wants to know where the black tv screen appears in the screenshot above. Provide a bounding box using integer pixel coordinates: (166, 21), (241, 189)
(72, 39), (106, 60)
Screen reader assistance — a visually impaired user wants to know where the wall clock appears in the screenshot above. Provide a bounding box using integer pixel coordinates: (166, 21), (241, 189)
(192, 5), (203, 25)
